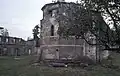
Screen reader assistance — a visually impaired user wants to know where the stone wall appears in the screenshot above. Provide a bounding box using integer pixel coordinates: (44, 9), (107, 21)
(40, 36), (97, 61)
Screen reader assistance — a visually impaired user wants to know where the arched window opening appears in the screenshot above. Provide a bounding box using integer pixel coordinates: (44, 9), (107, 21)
(51, 25), (54, 36)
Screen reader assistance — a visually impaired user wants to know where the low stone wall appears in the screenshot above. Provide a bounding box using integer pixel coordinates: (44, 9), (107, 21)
(40, 36), (97, 62)
(41, 46), (83, 59)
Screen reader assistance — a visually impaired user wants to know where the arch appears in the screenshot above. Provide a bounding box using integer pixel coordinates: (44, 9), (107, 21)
(51, 25), (54, 36)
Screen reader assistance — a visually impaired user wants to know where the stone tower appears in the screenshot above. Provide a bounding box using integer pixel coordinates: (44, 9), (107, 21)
(40, 1), (109, 63)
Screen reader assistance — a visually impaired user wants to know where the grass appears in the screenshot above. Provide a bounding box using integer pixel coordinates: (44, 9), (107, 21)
(0, 53), (120, 76)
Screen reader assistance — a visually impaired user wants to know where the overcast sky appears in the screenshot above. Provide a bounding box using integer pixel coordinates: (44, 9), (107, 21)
(0, 0), (75, 40)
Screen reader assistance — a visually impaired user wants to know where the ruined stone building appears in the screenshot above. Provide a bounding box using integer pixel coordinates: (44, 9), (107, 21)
(0, 35), (36, 56)
(40, 0), (109, 63)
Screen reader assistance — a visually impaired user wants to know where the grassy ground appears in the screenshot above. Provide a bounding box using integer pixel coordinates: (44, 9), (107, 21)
(0, 53), (120, 76)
